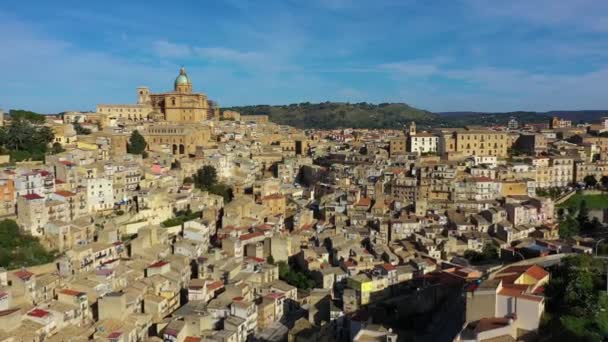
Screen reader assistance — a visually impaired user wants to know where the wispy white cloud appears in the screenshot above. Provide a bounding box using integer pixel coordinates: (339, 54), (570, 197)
(378, 61), (440, 77)
(153, 40), (192, 58)
(193, 47), (265, 65)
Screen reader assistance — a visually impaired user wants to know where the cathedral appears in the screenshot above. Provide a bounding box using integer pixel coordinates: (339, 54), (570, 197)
(97, 67), (220, 123)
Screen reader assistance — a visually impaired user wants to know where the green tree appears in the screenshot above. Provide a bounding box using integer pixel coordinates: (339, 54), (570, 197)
(9, 109), (46, 124)
(194, 165), (218, 190)
(601, 175), (608, 190)
(559, 214), (580, 239)
(0, 219), (57, 269)
(541, 255), (608, 340)
(73, 122), (92, 135)
(209, 183), (233, 203)
(584, 175), (598, 188)
(577, 199), (590, 230)
(266, 255), (275, 265)
(6, 119), (35, 151)
(127, 130), (147, 155)
(482, 243), (499, 260)
(51, 142), (65, 154)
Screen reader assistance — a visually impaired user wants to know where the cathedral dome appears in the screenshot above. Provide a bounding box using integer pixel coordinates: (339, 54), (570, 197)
(174, 67), (191, 87)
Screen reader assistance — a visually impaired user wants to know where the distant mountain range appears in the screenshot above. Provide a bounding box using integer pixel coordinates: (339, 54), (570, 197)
(224, 102), (608, 129)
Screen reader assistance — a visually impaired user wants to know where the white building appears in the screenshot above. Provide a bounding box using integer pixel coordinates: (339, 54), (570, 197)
(85, 178), (114, 212)
(408, 133), (438, 154)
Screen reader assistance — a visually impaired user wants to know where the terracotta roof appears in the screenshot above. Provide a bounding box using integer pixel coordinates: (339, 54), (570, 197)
(246, 256), (265, 263)
(60, 289), (85, 297)
(265, 292), (284, 300)
(498, 287), (523, 297)
(382, 263), (397, 271)
(22, 193), (43, 200)
(148, 260), (168, 268)
(239, 232), (264, 241)
(524, 265), (549, 280)
(207, 280), (224, 291)
(107, 332), (123, 339)
(54, 190), (76, 197)
(28, 308), (50, 318)
(355, 197), (372, 207)
(14, 269), (34, 281)
(184, 337), (202, 342)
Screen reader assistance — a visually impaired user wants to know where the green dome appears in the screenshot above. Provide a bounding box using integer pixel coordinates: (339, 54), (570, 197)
(174, 67), (191, 86)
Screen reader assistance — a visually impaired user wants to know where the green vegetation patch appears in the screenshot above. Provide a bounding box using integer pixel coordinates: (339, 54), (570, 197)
(161, 210), (202, 227)
(0, 219), (58, 269)
(559, 193), (608, 209)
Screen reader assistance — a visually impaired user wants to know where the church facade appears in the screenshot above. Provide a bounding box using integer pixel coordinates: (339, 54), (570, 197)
(97, 67), (220, 123)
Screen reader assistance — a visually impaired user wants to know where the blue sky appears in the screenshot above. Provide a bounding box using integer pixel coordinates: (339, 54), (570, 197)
(2, 0), (608, 113)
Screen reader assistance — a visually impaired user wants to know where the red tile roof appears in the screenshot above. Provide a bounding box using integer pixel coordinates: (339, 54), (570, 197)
(28, 308), (50, 318)
(184, 337), (201, 342)
(55, 190), (76, 197)
(107, 331), (123, 339)
(22, 193), (43, 200)
(382, 263), (397, 271)
(355, 197), (372, 207)
(524, 265), (549, 281)
(239, 232), (264, 241)
(14, 269), (34, 281)
(60, 289), (85, 297)
(207, 280), (224, 291)
(148, 260), (168, 268)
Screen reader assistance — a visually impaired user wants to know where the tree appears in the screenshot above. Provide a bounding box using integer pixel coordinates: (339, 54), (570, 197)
(127, 130), (147, 155)
(577, 199), (590, 230)
(583, 175), (598, 188)
(559, 214), (580, 239)
(9, 109), (46, 124)
(482, 243), (499, 260)
(183, 177), (194, 185)
(601, 176), (608, 189)
(73, 122), (92, 135)
(541, 254), (608, 340)
(0, 219), (57, 269)
(51, 142), (65, 154)
(266, 255), (275, 265)
(1, 118), (54, 161)
(194, 165), (218, 190)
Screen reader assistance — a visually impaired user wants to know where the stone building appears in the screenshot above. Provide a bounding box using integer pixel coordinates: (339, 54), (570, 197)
(97, 67), (219, 123)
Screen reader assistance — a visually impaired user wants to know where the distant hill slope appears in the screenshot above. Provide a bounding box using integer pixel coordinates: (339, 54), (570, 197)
(437, 111), (552, 127)
(223, 102), (439, 129)
(223, 102), (565, 129)
(439, 110), (608, 124)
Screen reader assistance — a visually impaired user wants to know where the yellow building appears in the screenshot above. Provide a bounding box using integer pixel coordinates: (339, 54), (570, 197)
(97, 67), (219, 123)
(143, 123), (211, 155)
(346, 274), (373, 305)
(439, 128), (509, 158)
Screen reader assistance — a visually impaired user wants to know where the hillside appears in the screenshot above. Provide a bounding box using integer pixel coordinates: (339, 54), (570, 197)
(223, 102), (439, 129)
(437, 111), (552, 127)
(439, 110), (608, 124)
(224, 102), (562, 129)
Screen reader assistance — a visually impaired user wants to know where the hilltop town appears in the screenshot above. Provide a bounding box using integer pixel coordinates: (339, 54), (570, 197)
(1, 68), (608, 341)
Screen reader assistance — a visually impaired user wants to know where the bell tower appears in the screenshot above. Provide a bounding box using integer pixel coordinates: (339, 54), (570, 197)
(137, 87), (150, 104)
(409, 121), (416, 136)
